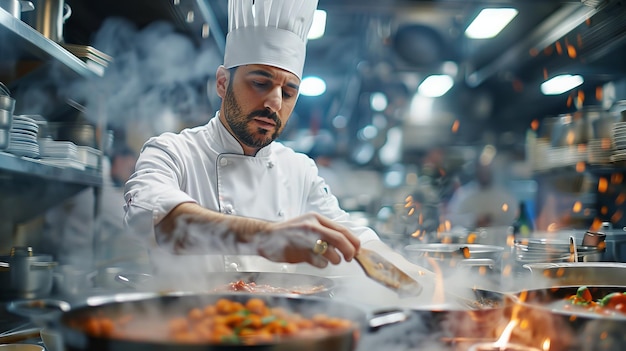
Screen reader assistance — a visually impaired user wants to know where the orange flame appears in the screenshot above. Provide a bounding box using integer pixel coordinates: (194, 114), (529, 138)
(598, 177), (608, 193)
(572, 201), (582, 213)
(531, 119), (539, 131)
(452, 120), (460, 133)
(555, 41), (563, 55)
(567, 44), (577, 58)
(596, 86), (603, 101)
(575, 162), (585, 172)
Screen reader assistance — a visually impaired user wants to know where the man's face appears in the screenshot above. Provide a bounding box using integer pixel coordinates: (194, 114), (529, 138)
(220, 64), (300, 151)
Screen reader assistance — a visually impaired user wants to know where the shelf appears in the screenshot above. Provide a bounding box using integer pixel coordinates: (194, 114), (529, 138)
(0, 8), (101, 80)
(0, 152), (101, 186)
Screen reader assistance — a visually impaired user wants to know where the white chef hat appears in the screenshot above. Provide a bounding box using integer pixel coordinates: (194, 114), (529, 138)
(224, 0), (318, 80)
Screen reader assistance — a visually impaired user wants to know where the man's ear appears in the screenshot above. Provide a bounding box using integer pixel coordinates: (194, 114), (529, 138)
(216, 65), (229, 99)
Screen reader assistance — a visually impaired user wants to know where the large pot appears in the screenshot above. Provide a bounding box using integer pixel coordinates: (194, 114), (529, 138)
(0, 0), (34, 20)
(403, 243), (504, 288)
(9, 292), (409, 351)
(504, 285), (626, 351)
(522, 262), (626, 287)
(0, 247), (57, 300)
(21, 0), (71, 42)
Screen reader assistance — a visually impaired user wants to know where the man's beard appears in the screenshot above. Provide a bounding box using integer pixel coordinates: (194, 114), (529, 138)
(223, 84), (283, 149)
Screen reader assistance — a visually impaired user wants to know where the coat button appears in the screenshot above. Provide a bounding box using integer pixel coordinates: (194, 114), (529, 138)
(267, 161), (274, 168)
(277, 210), (284, 217)
(223, 204), (234, 214)
(220, 158), (228, 166)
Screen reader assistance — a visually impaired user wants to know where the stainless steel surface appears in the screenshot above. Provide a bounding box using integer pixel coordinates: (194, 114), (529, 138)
(0, 8), (100, 78)
(523, 262), (626, 286)
(0, 0), (34, 20)
(0, 129), (9, 150)
(22, 0), (71, 42)
(0, 247), (57, 300)
(0, 95), (15, 112)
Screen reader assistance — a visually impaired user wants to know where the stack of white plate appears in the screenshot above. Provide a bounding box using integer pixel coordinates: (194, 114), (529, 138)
(610, 122), (626, 163)
(38, 138), (85, 170)
(8, 115), (39, 158)
(587, 138), (613, 164)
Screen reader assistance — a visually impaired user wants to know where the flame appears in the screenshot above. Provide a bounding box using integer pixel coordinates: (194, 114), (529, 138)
(547, 223), (559, 232)
(566, 94), (573, 107)
(452, 120), (460, 133)
(616, 193), (626, 205)
(542, 338), (551, 351)
(467, 232), (477, 244)
(611, 210), (623, 223)
(611, 173), (623, 184)
(529, 47), (539, 56)
(408, 207), (415, 216)
(600, 206), (608, 215)
(577, 90), (585, 107)
(426, 257), (446, 305)
(567, 44), (577, 58)
(572, 201), (582, 213)
(575, 161), (585, 172)
(596, 86), (603, 101)
(555, 41), (563, 55)
(530, 119), (539, 131)
(543, 68), (548, 80)
(598, 177), (608, 193)
(502, 203), (509, 212)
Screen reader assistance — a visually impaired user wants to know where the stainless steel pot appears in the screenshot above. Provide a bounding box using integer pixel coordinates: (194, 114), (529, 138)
(0, 247), (57, 300)
(404, 243), (503, 271)
(523, 262), (626, 287)
(22, 0), (71, 42)
(0, 0), (34, 20)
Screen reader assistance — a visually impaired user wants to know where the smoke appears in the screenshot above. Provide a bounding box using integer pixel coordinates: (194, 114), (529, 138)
(58, 17), (222, 136)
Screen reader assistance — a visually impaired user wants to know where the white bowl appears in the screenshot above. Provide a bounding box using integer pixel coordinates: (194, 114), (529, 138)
(39, 328), (64, 351)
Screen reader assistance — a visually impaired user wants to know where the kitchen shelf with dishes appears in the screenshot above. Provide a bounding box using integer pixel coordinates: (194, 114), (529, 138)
(0, 8), (104, 81)
(0, 115), (101, 186)
(526, 129), (626, 175)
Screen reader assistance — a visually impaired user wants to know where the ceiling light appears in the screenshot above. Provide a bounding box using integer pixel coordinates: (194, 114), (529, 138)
(300, 76), (326, 96)
(370, 92), (388, 111)
(308, 10), (327, 40)
(418, 75), (454, 97)
(465, 8), (519, 39)
(541, 74), (584, 95)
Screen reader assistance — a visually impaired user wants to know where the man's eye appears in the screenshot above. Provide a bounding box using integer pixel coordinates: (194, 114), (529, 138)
(252, 81), (268, 88)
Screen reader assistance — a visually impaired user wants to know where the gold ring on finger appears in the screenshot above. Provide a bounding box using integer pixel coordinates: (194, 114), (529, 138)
(312, 239), (329, 255)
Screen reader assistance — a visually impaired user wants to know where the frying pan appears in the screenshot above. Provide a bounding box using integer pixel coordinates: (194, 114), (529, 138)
(115, 272), (336, 298)
(503, 285), (626, 351)
(8, 292), (409, 351)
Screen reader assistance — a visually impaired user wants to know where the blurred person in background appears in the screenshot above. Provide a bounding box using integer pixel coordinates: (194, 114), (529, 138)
(445, 146), (519, 245)
(124, 0), (432, 282)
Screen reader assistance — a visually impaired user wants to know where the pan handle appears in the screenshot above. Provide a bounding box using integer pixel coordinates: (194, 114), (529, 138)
(7, 299), (71, 326)
(368, 309), (411, 331)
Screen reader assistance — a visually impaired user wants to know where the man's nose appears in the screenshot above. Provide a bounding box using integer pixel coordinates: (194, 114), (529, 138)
(264, 87), (282, 113)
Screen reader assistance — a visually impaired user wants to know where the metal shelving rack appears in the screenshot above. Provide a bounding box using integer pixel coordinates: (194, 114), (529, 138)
(0, 8), (104, 224)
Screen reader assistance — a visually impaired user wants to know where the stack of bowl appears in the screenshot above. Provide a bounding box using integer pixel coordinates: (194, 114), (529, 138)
(0, 83), (15, 151)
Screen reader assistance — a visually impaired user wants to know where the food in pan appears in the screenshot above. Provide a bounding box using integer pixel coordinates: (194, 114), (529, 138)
(78, 297), (355, 345)
(565, 286), (626, 316)
(213, 279), (327, 295)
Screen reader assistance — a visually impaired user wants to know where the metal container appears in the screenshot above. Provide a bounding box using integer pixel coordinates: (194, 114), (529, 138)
(523, 262), (626, 286)
(0, 0), (34, 20)
(0, 128), (9, 149)
(0, 247), (57, 300)
(22, 0), (71, 43)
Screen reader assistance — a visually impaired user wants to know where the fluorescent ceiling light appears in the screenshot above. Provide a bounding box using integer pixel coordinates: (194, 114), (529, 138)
(541, 74), (584, 95)
(308, 10), (326, 40)
(465, 8), (519, 39)
(418, 75), (454, 97)
(300, 76), (326, 96)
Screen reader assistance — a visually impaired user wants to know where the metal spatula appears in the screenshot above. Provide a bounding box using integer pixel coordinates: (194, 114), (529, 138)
(355, 248), (423, 297)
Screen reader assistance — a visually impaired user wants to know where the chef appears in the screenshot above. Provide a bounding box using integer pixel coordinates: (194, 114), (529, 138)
(123, 0), (429, 281)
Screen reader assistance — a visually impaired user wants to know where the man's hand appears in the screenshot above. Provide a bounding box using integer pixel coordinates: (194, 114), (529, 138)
(253, 212), (361, 268)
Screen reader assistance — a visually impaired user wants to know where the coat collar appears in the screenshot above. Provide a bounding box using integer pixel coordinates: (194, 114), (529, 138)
(210, 111), (272, 157)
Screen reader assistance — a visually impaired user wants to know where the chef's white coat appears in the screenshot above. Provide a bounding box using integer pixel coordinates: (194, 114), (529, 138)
(124, 112), (379, 275)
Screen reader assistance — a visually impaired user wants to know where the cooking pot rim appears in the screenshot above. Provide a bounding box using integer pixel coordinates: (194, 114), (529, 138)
(404, 243), (505, 253)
